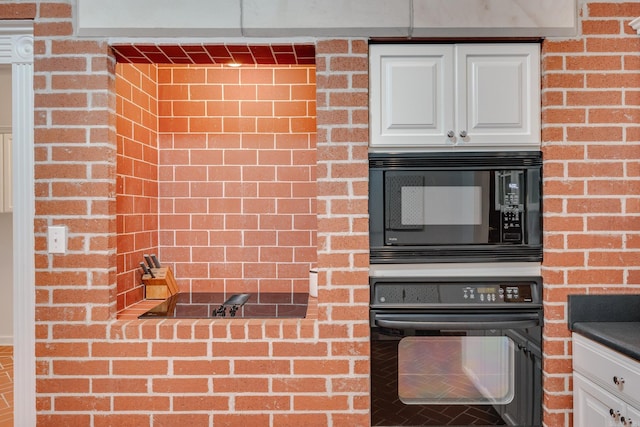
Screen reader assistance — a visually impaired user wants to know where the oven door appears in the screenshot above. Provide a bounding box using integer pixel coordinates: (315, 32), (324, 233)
(370, 310), (542, 427)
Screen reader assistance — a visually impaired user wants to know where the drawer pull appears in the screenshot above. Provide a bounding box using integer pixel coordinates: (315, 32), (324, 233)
(613, 376), (625, 388)
(611, 409), (621, 421)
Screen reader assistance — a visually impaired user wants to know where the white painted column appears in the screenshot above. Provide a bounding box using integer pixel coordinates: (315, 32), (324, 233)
(0, 20), (35, 427)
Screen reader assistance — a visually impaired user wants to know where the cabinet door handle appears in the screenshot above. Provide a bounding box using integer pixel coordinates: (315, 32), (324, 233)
(447, 130), (455, 138)
(613, 376), (625, 387)
(459, 130), (468, 138)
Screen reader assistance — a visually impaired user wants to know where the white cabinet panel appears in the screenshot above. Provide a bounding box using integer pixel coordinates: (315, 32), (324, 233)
(456, 44), (540, 145)
(370, 44), (453, 147)
(574, 372), (624, 427)
(627, 404), (640, 426)
(370, 43), (540, 151)
(574, 333), (640, 409)
(573, 333), (640, 427)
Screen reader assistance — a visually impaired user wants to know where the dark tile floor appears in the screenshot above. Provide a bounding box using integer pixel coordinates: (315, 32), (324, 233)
(371, 339), (506, 426)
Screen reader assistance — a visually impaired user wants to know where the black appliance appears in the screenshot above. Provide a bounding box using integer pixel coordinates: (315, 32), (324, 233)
(369, 151), (542, 264)
(369, 272), (542, 427)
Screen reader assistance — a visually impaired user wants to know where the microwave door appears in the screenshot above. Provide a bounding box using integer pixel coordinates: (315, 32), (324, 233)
(385, 171), (490, 245)
(386, 174), (425, 231)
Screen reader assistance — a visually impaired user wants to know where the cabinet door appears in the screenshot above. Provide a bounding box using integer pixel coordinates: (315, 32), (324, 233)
(626, 403), (640, 427)
(370, 44), (454, 147)
(456, 44), (540, 147)
(574, 372), (625, 427)
(3, 134), (11, 212)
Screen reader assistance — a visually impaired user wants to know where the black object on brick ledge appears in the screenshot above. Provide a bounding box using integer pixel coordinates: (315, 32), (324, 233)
(139, 292), (308, 319)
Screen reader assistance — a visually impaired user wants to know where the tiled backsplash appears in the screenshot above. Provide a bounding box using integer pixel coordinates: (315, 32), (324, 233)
(116, 62), (317, 311)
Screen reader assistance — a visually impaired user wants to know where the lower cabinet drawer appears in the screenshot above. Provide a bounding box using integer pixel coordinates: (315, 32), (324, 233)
(573, 334), (640, 409)
(574, 372), (625, 427)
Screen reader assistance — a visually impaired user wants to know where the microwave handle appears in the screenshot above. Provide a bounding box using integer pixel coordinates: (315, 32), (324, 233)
(374, 312), (540, 331)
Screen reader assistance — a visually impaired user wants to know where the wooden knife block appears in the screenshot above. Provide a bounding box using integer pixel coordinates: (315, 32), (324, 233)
(142, 267), (179, 299)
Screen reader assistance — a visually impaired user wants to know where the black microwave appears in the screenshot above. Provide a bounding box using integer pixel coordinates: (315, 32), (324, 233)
(369, 151), (542, 263)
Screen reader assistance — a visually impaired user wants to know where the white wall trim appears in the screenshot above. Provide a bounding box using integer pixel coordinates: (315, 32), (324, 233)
(630, 16), (640, 34)
(0, 20), (35, 427)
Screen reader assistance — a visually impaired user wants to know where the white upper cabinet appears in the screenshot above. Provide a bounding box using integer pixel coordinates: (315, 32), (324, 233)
(1, 133), (11, 213)
(370, 44), (454, 148)
(369, 43), (541, 151)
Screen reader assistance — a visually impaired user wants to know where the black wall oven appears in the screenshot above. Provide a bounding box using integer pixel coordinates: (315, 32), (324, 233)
(369, 151), (542, 264)
(369, 265), (542, 427)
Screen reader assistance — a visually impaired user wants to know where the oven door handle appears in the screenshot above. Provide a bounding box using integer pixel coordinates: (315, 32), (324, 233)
(374, 312), (540, 330)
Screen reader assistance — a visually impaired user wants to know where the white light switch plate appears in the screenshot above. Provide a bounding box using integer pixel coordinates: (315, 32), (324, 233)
(48, 225), (67, 254)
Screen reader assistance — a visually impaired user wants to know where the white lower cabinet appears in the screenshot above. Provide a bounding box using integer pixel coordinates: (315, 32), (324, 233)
(628, 404), (640, 426)
(573, 333), (640, 427)
(2, 133), (12, 212)
(574, 372), (632, 427)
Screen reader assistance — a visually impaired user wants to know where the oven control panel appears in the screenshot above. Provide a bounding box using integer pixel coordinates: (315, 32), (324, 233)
(461, 284), (533, 303)
(371, 279), (540, 306)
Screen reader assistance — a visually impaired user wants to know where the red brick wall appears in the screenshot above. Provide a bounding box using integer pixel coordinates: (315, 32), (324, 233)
(116, 63), (159, 311)
(3, 0), (639, 425)
(24, 0), (370, 421)
(155, 64), (317, 295)
(542, 2), (640, 426)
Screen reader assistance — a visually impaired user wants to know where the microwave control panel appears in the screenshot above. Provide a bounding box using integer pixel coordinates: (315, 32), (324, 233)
(501, 204), (523, 243)
(500, 176), (524, 243)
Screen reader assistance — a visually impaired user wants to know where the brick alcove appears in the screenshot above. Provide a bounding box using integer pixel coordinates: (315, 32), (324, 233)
(114, 43), (318, 311)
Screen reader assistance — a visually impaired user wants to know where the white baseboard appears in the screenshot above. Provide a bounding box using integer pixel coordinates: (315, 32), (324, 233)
(0, 336), (13, 346)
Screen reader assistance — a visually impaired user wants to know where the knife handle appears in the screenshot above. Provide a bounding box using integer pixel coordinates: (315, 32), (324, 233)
(140, 262), (149, 275)
(140, 262), (155, 278)
(150, 254), (161, 268)
(144, 254), (154, 269)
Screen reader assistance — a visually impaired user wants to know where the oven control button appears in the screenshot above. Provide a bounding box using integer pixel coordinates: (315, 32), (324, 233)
(379, 296), (386, 303)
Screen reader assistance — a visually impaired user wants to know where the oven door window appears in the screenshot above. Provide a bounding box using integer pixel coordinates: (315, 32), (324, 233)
(398, 336), (514, 405)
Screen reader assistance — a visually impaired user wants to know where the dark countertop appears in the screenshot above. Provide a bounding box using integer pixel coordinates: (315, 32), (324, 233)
(571, 322), (640, 362)
(568, 294), (640, 362)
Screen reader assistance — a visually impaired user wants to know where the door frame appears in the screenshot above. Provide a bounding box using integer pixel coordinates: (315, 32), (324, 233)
(0, 20), (35, 426)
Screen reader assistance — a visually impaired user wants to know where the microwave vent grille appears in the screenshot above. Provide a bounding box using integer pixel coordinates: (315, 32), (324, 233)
(370, 247), (543, 264)
(369, 152), (542, 169)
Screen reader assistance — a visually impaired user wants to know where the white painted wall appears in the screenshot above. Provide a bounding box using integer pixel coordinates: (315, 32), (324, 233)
(0, 65), (11, 345)
(0, 212), (12, 344)
(0, 65), (10, 131)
